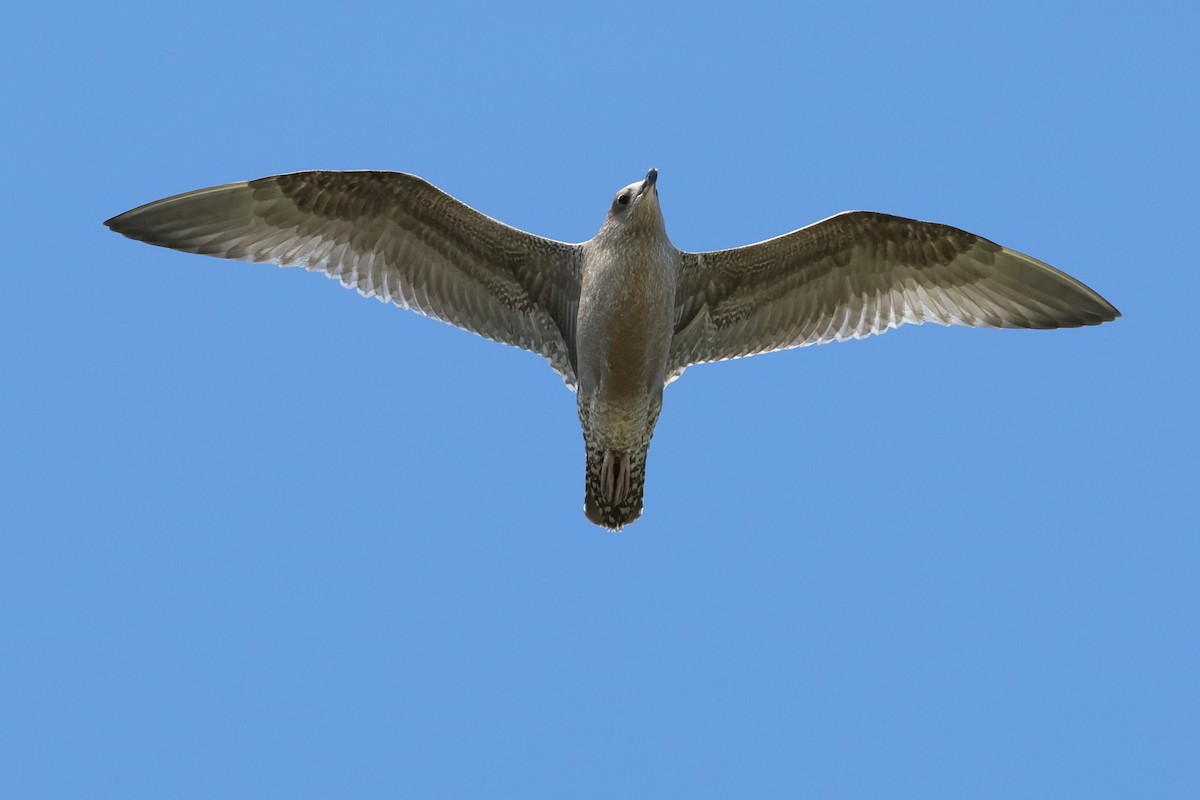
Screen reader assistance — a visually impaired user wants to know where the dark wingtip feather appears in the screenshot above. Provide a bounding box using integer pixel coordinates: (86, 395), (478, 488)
(1075, 284), (1121, 325)
(103, 209), (133, 233)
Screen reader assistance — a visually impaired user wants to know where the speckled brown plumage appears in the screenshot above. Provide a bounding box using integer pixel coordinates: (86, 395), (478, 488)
(108, 170), (582, 386)
(106, 170), (1120, 530)
(669, 211), (1117, 375)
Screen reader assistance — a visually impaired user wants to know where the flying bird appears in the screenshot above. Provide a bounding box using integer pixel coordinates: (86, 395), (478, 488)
(105, 169), (1119, 529)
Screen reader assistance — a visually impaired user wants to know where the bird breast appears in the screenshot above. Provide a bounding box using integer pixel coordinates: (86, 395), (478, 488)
(576, 238), (677, 407)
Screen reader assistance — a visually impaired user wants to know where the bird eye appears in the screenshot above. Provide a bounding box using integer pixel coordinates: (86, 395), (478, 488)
(617, 192), (630, 206)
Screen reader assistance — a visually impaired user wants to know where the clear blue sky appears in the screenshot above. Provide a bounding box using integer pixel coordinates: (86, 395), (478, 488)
(3, 1), (1196, 797)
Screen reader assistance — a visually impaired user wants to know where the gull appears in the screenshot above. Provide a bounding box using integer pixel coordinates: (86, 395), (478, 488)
(105, 169), (1119, 530)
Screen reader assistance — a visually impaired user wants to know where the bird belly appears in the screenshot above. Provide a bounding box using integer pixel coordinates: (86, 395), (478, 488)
(576, 287), (672, 444)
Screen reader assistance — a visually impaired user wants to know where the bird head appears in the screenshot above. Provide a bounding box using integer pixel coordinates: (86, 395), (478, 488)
(600, 168), (664, 237)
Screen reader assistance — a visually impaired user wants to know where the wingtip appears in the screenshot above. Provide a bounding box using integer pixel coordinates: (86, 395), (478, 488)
(1091, 296), (1121, 324)
(997, 245), (1122, 328)
(104, 208), (136, 234)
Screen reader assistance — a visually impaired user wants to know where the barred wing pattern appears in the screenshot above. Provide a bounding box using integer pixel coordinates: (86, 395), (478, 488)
(106, 171), (584, 387)
(671, 211), (1119, 374)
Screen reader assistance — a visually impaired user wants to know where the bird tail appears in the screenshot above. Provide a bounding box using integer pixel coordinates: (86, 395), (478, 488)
(584, 445), (648, 531)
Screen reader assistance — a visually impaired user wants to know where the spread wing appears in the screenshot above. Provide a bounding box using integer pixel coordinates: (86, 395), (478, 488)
(106, 170), (583, 387)
(670, 211), (1119, 376)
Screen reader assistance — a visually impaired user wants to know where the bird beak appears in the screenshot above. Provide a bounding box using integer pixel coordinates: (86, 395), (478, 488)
(638, 168), (658, 198)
